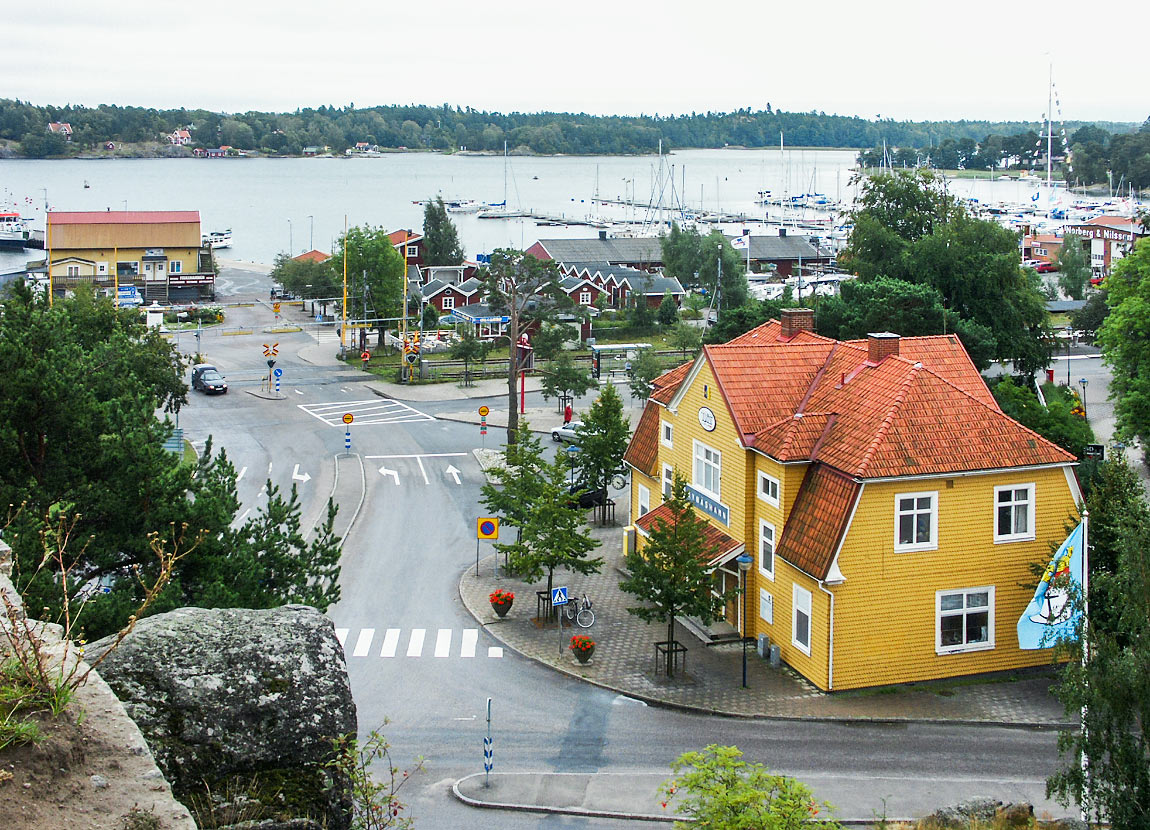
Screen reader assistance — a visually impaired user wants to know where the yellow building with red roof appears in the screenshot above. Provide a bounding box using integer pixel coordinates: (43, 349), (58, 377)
(624, 309), (1080, 691)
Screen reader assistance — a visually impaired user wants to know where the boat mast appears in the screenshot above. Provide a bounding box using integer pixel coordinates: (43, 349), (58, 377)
(1046, 62), (1053, 192)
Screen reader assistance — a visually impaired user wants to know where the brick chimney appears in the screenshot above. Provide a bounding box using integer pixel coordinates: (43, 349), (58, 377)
(867, 332), (900, 363)
(779, 308), (814, 340)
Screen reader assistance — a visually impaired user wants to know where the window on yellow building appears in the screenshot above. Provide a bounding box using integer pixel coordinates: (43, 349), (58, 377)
(169, 261), (182, 274)
(759, 588), (773, 624)
(936, 587), (994, 654)
(757, 471), (780, 507)
(894, 491), (937, 552)
(792, 585), (812, 655)
(994, 484), (1035, 542)
(758, 520), (775, 579)
(637, 484), (650, 517)
(693, 440), (721, 499)
(662, 465), (673, 499)
(661, 421), (673, 448)
(66, 265), (79, 277)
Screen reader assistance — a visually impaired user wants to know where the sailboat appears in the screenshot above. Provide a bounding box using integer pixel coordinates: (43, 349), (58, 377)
(1030, 63), (1071, 219)
(478, 142), (525, 219)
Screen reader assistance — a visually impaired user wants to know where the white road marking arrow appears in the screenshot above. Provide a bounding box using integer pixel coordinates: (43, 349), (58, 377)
(444, 464), (462, 485)
(292, 464), (311, 484)
(379, 466), (400, 485)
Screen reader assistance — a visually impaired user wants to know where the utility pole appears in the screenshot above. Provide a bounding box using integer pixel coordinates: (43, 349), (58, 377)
(308, 215), (314, 251)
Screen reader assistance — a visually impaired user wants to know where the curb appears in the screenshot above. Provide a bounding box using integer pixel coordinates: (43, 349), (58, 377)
(243, 389), (287, 401)
(456, 562), (1074, 731)
(450, 773), (678, 823)
(450, 773), (913, 826)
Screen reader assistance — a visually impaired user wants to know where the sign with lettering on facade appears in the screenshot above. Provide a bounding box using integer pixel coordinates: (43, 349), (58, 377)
(684, 483), (730, 526)
(698, 406), (717, 432)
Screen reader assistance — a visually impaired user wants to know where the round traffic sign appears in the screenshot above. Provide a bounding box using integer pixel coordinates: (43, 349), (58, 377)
(342, 413), (354, 425)
(273, 367), (283, 377)
(478, 405), (490, 417)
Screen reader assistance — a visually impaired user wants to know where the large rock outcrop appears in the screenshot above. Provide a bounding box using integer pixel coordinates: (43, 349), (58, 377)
(91, 605), (356, 830)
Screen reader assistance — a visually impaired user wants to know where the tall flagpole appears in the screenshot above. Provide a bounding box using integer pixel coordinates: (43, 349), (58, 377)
(46, 211), (53, 306)
(341, 215), (348, 357)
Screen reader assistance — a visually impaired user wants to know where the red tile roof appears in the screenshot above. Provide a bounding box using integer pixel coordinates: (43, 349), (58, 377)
(293, 249), (331, 263)
(648, 361), (692, 405)
(705, 321), (1073, 478)
(634, 502), (745, 566)
(775, 464), (861, 579)
(624, 402), (662, 476)
(48, 211), (200, 225)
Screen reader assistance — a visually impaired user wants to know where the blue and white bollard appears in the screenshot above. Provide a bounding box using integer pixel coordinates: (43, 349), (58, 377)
(344, 429), (351, 454)
(274, 377), (280, 395)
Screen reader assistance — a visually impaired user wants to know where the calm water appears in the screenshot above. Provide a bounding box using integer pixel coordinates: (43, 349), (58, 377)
(0, 148), (1049, 273)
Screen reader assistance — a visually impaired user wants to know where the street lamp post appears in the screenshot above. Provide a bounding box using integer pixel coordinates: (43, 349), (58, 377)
(288, 218), (293, 256)
(736, 553), (753, 689)
(1079, 377), (1089, 416)
(308, 215), (314, 251)
(1066, 325), (1072, 386)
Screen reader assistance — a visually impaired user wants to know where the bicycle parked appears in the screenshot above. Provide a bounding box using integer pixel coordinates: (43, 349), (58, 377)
(563, 593), (595, 628)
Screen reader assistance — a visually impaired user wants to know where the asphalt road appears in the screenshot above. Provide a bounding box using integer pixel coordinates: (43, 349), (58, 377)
(175, 267), (1077, 826)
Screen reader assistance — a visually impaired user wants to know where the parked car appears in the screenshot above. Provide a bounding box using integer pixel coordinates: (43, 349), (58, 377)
(1035, 262), (1059, 274)
(552, 421), (583, 444)
(191, 363), (228, 394)
(1090, 275), (1105, 286)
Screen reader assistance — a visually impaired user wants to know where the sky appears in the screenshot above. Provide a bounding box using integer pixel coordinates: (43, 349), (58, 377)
(7, 0), (1147, 124)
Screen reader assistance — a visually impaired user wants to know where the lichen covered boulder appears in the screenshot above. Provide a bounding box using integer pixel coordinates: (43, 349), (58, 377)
(90, 605), (356, 829)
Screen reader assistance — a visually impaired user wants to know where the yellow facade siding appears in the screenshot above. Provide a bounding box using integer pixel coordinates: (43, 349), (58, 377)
(48, 247), (202, 281)
(829, 467), (1078, 690)
(629, 470), (660, 523)
(746, 561), (829, 690)
(665, 360), (747, 539)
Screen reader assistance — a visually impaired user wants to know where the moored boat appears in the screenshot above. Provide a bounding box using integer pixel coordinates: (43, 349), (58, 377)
(201, 228), (232, 248)
(0, 211), (35, 250)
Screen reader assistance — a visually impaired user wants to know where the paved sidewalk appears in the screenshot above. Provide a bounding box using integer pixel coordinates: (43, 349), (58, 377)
(458, 521), (1070, 727)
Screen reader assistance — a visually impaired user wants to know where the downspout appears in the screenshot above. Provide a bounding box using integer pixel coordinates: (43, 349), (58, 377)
(818, 581), (834, 691)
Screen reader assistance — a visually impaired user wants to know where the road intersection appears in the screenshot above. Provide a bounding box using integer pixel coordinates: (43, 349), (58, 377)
(171, 268), (1079, 827)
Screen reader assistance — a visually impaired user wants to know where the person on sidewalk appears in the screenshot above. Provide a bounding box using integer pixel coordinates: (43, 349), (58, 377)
(564, 403), (573, 425)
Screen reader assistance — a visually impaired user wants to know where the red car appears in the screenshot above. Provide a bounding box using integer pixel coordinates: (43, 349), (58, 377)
(1090, 275), (1105, 287)
(1035, 262), (1059, 274)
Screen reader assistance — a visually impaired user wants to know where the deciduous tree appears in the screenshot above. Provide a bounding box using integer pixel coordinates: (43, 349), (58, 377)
(628, 347), (662, 403)
(1057, 234), (1091, 301)
(620, 475), (727, 676)
(329, 225), (407, 344)
(1096, 238), (1150, 446)
(540, 351), (592, 408)
(482, 249), (567, 443)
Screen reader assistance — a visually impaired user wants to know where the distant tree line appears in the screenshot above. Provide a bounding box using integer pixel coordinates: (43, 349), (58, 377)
(1, 97), (1137, 159)
(857, 118), (1150, 188)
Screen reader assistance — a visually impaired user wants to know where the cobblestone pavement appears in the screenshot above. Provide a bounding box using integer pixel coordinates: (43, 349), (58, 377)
(458, 520), (1071, 726)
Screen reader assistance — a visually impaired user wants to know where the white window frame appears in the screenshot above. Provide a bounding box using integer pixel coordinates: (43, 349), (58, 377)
(579, 290), (592, 305)
(662, 464), (673, 499)
(935, 586), (995, 655)
(97, 262), (108, 275)
(692, 440), (721, 500)
(406, 244), (419, 257)
(441, 295), (455, 310)
(757, 471), (780, 507)
(637, 484), (650, 518)
(758, 519), (775, 581)
(894, 490), (938, 553)
(792, 584), (812, 656)
(661, 421), (673, 449)
(169, 260), (181, 274)
(759, 588), (774, 624)
(66, 265), (80, 277)
(993, 483), (1035, 543)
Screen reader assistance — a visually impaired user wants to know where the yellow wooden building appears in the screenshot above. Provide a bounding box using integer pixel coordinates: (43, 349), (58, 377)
(624, 309), (1080, 692)
(46, 211), (216, 302)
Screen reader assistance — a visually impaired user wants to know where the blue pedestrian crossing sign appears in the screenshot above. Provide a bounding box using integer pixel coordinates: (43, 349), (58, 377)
(551, 586), (569, 606)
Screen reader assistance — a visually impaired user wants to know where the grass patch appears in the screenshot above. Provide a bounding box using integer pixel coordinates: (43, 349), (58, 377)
(181, 439), (199, 467)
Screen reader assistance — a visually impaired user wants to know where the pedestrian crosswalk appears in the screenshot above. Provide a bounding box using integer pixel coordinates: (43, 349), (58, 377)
(299, 398), (435, 426)
(306, 326), (343, 345)
(334, 627), (503, 659)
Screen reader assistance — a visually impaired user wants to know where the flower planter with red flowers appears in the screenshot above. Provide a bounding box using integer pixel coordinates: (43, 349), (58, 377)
(570, 634), (595, 664)
(489, 589), (514, 618)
